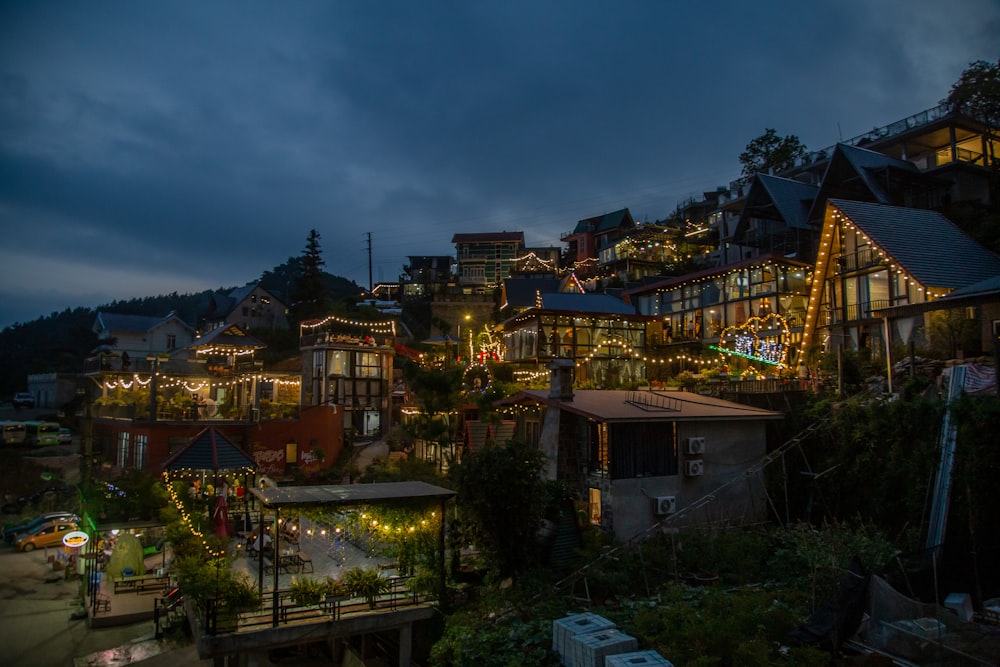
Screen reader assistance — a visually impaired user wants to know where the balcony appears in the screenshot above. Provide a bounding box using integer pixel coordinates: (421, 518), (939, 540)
(836, 248), (889, 274)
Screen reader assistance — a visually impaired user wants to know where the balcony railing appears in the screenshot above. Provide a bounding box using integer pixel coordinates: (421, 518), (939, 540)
(825, 299), (892, 325)
(837, 248), (889, 274)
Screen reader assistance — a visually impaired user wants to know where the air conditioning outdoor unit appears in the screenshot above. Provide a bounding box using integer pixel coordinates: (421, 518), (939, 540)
(686, 436), (706, 455)
(685, 459), (704, 477)
(653, 495), (676, 515)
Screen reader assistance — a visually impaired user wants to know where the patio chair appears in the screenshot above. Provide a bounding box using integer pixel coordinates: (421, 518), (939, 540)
(95, 594), (111, 613)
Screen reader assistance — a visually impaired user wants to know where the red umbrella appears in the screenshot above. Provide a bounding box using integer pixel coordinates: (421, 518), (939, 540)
(212, 494), (229, 538)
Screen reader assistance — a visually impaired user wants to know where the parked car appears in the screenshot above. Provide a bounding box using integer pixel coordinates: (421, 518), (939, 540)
(15, 519), (79, 551)
(13, 392), (34, 408)
(1, 482), (73, 515)
(3, 511), (79, 544)
(58, 427), (72, 444)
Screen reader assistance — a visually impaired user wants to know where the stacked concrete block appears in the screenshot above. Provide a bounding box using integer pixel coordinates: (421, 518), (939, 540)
(604, 650), (675, 666)
(552, 612), (617, 666)
(569, 627), (638, 667)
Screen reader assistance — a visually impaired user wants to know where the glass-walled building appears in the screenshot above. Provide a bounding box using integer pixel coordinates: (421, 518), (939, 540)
(627, 254), (812, 355)
(495, 292), (653, 388)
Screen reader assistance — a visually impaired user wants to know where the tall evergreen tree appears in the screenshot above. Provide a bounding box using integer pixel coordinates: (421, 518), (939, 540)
(290, 229), (329, 323)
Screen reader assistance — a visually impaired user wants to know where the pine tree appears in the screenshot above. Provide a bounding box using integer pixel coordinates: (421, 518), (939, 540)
(290, 229), (329, 323)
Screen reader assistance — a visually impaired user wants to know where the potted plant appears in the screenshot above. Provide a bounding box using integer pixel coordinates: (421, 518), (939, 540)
(342, 566), (391, 609)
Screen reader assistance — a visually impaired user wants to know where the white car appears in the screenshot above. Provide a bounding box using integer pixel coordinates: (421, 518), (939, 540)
(58, 428), (72, 444)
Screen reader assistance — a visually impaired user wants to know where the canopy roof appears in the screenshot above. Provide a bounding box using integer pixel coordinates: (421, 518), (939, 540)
(189, 323), (266, 352)
(250, 481), (455, 509)
(162, 427), (256, 473)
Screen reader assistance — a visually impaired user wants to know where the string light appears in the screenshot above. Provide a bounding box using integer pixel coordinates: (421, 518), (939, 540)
(162, 473), (228, 558)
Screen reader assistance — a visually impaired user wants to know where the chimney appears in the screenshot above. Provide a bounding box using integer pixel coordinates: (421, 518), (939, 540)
(547, 358), (575, 401)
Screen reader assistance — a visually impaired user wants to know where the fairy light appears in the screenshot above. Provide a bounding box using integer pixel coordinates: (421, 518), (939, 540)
(300, 314), (397, 335)
(162, 472), (228, 558)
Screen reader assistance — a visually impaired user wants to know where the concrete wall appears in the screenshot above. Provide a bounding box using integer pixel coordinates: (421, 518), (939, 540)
(603, 420), (769, 542)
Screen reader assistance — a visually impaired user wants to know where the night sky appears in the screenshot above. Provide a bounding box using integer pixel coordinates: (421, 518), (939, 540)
(1, 1), (998, 329)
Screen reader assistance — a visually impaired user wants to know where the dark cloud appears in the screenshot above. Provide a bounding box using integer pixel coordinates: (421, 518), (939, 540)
(1, 0), (998, 328)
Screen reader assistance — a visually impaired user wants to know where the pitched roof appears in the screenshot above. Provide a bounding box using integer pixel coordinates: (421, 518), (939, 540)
(189, 323), (267, 351)
(829, 199), (1000, 289)
(162, 427), (256, 472)
(536, 292), (637, 314)
(753, 174), (819, 230)
(495, 389), (782, 422)
(501, 278), (562, 309)
(571, 208), (634, 235)
(94, 311), (193, 335)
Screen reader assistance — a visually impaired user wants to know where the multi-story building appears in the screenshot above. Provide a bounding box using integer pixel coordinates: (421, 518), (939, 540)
(202, 283), (288, 332)
(299, 314), (397, 438)
(801, 198), (1000, 358)
(452, 232), (525, 292)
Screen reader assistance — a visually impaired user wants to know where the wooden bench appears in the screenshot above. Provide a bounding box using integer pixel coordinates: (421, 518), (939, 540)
(114, 574), (170, 594)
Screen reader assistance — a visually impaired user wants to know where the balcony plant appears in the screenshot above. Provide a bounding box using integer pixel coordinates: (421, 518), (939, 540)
(288, 575), (345, 606)
(342, 566), (391, 609)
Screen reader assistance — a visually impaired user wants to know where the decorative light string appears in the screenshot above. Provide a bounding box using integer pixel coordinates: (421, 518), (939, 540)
(162, 474), (228, 558)
(300, 314), (397, 335)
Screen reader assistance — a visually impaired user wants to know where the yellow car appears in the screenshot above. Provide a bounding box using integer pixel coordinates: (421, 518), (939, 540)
(15, 520), (78, 552)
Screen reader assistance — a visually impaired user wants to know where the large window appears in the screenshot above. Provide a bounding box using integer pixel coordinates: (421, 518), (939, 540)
(134, 434), (147, 469)
(607, 422), (677, 479)
(354, 351), (382, 379)
(116, 432), (130, 469)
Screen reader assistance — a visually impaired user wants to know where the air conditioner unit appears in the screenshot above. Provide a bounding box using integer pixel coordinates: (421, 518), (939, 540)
(686, 436), (706, 455)
(685, 459), (704, 477)
(654, 495), (676, 515)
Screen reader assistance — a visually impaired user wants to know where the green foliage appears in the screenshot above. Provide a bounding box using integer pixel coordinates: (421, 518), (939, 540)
(290, 229), (330, 322)
(341, 566), (392, 607)
(288, 575), (345, 605)
(945, 57), (1000, 129)
(738, 128), (808, 178)
(450, 438), (550, 578)
(766, 521), (898, 609)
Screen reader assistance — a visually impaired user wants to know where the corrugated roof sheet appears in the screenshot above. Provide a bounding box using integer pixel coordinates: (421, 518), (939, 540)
(829, 199), (1000, 289)
(162, 427), (256, 471)
(250, 480), (455, 508)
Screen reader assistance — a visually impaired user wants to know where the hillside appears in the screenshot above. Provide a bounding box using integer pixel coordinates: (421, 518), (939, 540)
(0, 261), (362, 399)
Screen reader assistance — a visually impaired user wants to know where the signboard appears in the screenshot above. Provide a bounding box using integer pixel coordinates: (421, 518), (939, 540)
(62, 531), (90, 549)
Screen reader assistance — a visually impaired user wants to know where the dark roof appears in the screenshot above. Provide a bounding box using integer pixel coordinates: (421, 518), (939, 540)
(571, 208), (633, 235)
(451, 232), (524, 244)
(94, 311), (193, 334)
(875, 274), (1000, 319)
(190, 323), (267, 351)
(625, 253), (812, 297)
(501, 278), (562, 309)
(837, 143), (921, 204)
(250, 481), (455, 509)
(829, 199), (1000, 289)
(495, 389), (783, 423)
(537, 292), (636, 314)
(162, 427), (256, 472)
(754, 174), (818, 230)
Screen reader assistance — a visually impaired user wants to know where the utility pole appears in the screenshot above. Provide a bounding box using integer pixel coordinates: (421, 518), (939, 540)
(366, 232), (373, 297)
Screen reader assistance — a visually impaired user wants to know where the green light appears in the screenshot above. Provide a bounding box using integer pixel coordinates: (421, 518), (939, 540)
(709, 345), (784, 367)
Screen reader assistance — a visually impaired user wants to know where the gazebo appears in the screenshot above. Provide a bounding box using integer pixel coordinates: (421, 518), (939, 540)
(162, 427), (258, 536)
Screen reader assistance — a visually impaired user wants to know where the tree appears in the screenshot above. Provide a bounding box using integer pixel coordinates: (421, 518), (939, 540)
(290, 229), (329, 322)
(945, 58), (1000, 171)
(450, 438), (550, 578)
(739, 128), (808, 178)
